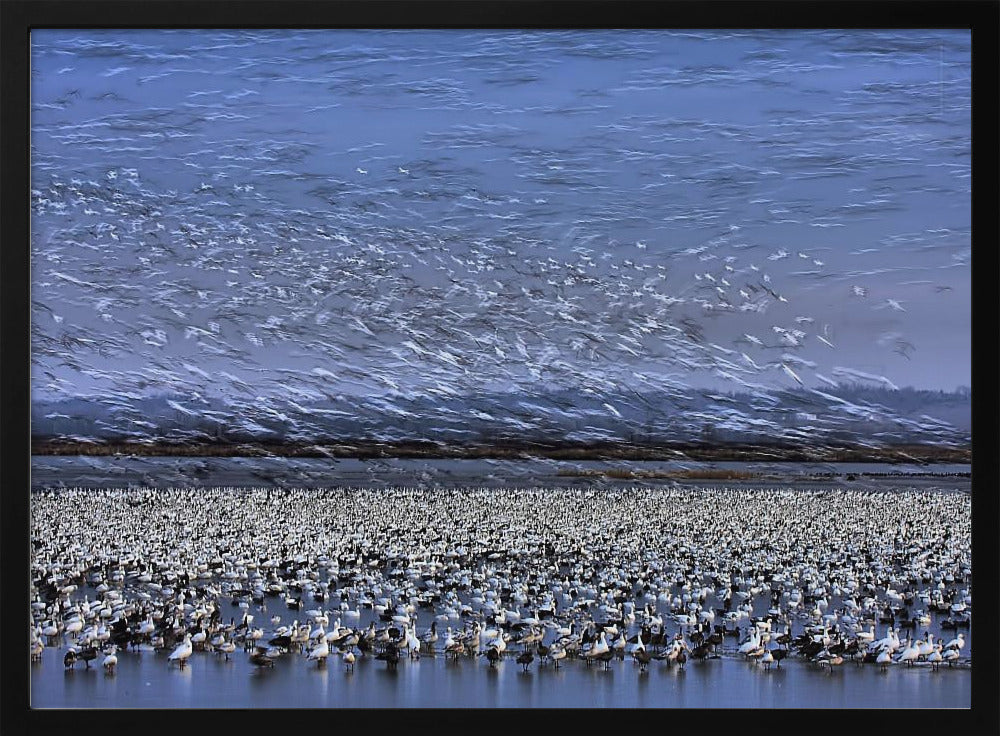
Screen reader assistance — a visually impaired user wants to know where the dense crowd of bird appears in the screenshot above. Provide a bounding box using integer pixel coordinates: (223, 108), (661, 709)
(31, 484), (971, 681)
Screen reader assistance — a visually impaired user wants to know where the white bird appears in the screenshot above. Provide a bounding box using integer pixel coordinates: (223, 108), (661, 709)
(944, 633), (965, 653)
(217, 640), (237, 660)
(342, 648), (356, 671)
(404, 623), (422, 659)
(583, 631), (609, 662)
(927, 643), (944, 670)
(41, 621), (60, 641)
(612, 631), (628, 656)
(896, 638), (921, 666)
(138, 615), (155, 637)
(168, 634), (193, 667)
(340, 601), (361, 620)
(739, 629), (762, 657)
(420, 621), (440, 646)
(781, 363), (804, 386)
(868, 625), (892, 652)
(102, 645), (118, 672)
(64, 617), (84, 639)
(356, 167), (367, 174)
(942, 646), (960, 667)
(307, 637), (329, 666)
(549, 645), (567, 668)
(917, 634), (935, 659)
(191, 626), (208, 649)
(856, 624), (875, 645)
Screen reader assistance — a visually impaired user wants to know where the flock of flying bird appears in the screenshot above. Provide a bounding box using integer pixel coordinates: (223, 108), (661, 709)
(30, 30), (968, 452)
(30, 161), (966, 451)
(31, 484), (971, 683)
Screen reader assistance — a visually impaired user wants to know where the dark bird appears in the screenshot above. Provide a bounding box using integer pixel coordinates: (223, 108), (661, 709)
(689, 643), (710, 660)
(706, 631), (724, 652)
(268, 633), (291, 649)
(249, 649), (275, 668)
(633, 647), (652, 672)
(516, 650), (533, 671)
(376, 642), (400, 670)
(63, 648), (78, 669)
(78, 645), (98, 669)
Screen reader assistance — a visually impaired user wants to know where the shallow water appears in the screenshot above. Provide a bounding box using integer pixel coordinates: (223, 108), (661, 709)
(30, 643), (970, 709)
(30, 577), (973, 710)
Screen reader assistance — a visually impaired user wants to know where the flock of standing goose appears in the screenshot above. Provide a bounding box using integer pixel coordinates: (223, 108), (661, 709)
(30, 483), (971, 687)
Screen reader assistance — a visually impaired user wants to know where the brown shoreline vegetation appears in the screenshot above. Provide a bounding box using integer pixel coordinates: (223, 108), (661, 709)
(30, 438), (971, 464)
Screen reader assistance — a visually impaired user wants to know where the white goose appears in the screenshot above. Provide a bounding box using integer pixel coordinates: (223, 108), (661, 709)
(307, 636), (329, 666)
(917, 634), (935, 660)
(927, 642), (944, 670)
(102, 644), (118, 672)
(168, 634), (193, 667)
(944, 633), (965, 653)
(404, 623), (422, 659)
(896, 638), (921, 666)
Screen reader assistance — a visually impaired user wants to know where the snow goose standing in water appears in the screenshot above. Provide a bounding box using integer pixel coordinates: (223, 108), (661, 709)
(917, 634), (935, 660)
(856, 623), (875, 647)
(401, 622), (421, 659)
(444, 628), (464, 659)
(420, 620), (439, 648)
(612, 630), (628, 658)
(102, 645), (118, 673)
(307, 636), (329, 667)
(876, 647), (893, 671)
(583, 631), (609, 666)
(942, 646), (960, 667)
(341, 599), (361, 622)
(927, 642), (944, 671)
(944, 632), (965, 654)
(168, 634), (193, 668)
(342, 648), (356, 671)
(896, 638), (921, 667)
(738, 628), (762, 658)
(217, 639), (237, 660)
(31, 634), (45, 663)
